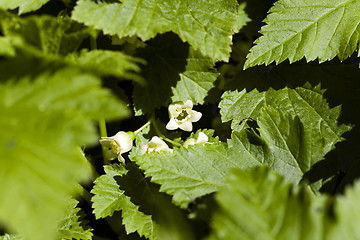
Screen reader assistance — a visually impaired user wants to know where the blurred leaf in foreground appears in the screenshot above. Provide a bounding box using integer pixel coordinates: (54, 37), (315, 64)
(0, 68), (129, 240)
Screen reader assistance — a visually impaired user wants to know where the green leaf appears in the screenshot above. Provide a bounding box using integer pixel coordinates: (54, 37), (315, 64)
(58, 199), (93, 240)
(133, 101), (343, 206)
(72, 0), (249, 61)
(208, 166), (332, 240)
(220, 85), (351, 165)
(0, 68), (129, 240)
(133, 34), (218, 115)
(132, 139), (242, 208)
(0, 11), (94, 56)
(115, 163), (195, 240)
(170, 48), (219, 103)
(66, 49), (144, 82)
(250, 107), (309, 183)
(0, 11), (142, 82)
(244, 0), (360, 69)
(91, 164), (156, 239)
(227, 108), (308, 183)
(331, 180), (360, 239)
(0, 37), (16, 57)
(0, 0), (50, 13)
(2, 68), (130, 120)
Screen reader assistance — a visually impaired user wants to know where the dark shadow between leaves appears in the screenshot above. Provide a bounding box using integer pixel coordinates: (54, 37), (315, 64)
(186, 193), (217, 239)
(301, 134), (358, 195)
(133, 33), (189, 115)
(114, 163), (196, 239)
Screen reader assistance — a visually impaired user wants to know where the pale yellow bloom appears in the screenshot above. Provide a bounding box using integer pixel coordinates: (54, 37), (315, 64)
(99, 131), (134, 162)
(183, 132), (209, 148)
(139, 136), (172, 154)
(166, 100), (202, 132)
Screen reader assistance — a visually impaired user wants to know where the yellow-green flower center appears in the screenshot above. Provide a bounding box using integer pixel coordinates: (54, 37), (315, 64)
(110, 140), (121, 153)
(175, 108), (190, 123)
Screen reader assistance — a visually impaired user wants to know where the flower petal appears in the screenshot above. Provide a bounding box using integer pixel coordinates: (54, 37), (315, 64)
(166, 118), (179, 130)
(105, 150), (118, 160)
(179, 121), (192, 132)
(118, 154), (126, 163)
(150, 136), (168, 147)
(183, 138), (196, 148)
(168, 104), (178, 116)
(196, 132), (209, 144)
(113, 131), (133, 153)
(183, 100), (193, 109)
(99, 137), (112, 148)
(190, 110), (202, 122)
(139, 143), (149, 154)
(169, 102), (183, 116)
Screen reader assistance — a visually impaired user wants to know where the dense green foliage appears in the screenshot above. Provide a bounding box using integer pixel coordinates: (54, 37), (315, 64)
(1, 0), (360, 239)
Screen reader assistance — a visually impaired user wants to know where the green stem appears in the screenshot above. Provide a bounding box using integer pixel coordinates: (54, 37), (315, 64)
(151, 115), (182, 147)
(99, 118), (107, 138)
(90, 35), (97, 50)
(162, 136), (183, 147)
(99, 118), (110, 165)
(134, 121), (151, 135)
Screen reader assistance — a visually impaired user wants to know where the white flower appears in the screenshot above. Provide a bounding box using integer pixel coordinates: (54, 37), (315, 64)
(166, 100), (202, 132)
(99, 131), (134, 162)
(139, 136), (172, 154)
(183, 132), (209, 148)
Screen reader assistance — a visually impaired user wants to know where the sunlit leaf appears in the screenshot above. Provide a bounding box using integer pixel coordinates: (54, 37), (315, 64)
(244, 0), (360, 68)
(91, 164), (156, 239)
(72, 0), (249, 61)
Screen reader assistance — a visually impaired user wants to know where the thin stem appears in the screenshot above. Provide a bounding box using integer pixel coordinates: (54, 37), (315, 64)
(162, 136), (183, 147)
(99, 118), (107, 138)
(151, 115), (182, 147)
(134, 121), (151, 135)
(90, 35), (97, 50)
(98, 118), (110, 165)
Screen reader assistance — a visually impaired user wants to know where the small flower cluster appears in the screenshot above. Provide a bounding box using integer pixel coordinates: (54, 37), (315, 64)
(99, 100), (210, 162)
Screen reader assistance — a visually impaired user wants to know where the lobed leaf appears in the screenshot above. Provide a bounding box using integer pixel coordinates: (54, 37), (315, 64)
(132, 104), (347, 208)
(72, 0), (249, 61)
(131, 138), (247, 208)
(114, 163), (195, 240)
(132, 143), (222, 208)
(170, 48), (219, 104)
(227, 107), (315, 183)
(220, 85), (351, 166)
(91, 164), (156, 239)
(58, 199), (93, 240)
(244, 0), (360, 69)
(0, 0), (49, 14)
